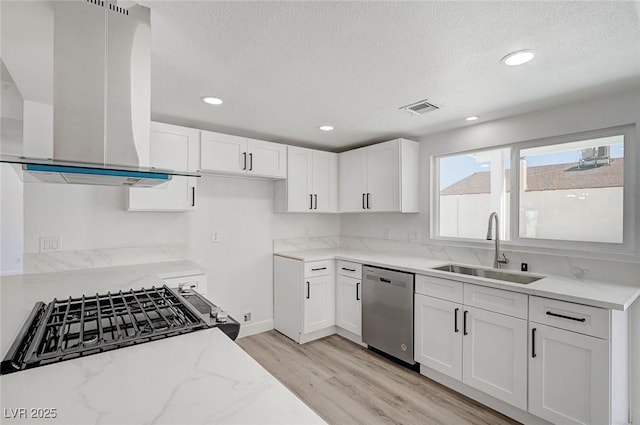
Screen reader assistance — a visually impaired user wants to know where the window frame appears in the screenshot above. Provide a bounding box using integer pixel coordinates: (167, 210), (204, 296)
(430, 124), (636, 256)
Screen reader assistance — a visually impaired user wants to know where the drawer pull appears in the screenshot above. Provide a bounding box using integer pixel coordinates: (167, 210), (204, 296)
(311, 267), (327, 271)
(545, 311), (586, 322)
(341, 267), (356, 272)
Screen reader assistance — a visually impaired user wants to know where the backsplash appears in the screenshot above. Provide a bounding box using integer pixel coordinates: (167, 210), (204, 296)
(22, 244), (188, 274)
(274, 236), (640, 286)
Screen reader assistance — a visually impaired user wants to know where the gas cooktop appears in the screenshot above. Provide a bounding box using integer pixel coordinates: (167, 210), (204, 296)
(1, 285), (239, 375)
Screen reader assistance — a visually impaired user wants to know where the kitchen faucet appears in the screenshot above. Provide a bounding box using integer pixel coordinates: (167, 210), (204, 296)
(486, 212), (508, 269)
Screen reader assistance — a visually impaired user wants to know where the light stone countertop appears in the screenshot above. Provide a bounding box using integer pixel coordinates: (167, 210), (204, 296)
(0, 328), (326, 425)
(0, 261), (326, 425)
(275, 249), (640, 311)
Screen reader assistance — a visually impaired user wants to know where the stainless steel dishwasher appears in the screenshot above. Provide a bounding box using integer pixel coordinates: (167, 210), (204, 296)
(362, 265), (415, 365)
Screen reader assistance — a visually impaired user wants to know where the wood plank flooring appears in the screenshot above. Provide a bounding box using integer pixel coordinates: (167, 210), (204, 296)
(237, 331), (521, 425)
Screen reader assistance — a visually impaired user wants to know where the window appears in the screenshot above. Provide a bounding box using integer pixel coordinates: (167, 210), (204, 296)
(434, 148), (510, 240)
(431, 125), (632, 251)
(518, 135), (624, 244)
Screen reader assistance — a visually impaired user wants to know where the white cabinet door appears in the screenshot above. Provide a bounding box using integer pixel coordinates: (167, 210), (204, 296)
(303, 275), (335, 334)
(247, 138), (287, 178)
(336, 275), (361, 336)
(529, 323), (610, 425)
(286, 147), (313, 212)
(462, 306), (528, 410)
(127, 122), (198, 211)
(312, 150), (337, 212)
(200, 131), (246, 174)
(366, 140), (400, 212)
(414, 294), (463, 380)
(338, 148), (367, 212)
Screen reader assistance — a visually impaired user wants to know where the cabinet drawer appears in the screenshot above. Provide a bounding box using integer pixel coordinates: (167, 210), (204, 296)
(304, 260), (333, 277)
(162, 274), (207, 295)
(529, 296), (610, 339)
(415, 274), (463, 303)
(463, 284), (527, 319)
(337, 261), (362, 278)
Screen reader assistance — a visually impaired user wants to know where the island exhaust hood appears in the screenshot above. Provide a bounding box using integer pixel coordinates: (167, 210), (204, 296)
(1, 0), (199, 187)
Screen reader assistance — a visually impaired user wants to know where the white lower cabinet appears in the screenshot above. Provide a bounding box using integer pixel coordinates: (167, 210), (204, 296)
(274, 256), (335, 344)
(528, 323), (610, 425)
(462, 306), (527, 410)
(414, 293), (527, 410)
(304, 274), (335, 334)
(336, 275), (361, 336)
(414, 294), (462, 380)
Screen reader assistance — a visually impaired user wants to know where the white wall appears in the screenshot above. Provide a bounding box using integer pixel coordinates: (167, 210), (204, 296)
(19, 174), (340, 336)
(0, 164), (24, 275)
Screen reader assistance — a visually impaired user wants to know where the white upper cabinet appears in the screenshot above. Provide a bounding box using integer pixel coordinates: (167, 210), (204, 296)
(274, 146), (337, 213)
(127, 122), (199, 212)
(338, 138), (419, 213)
(200, 130), (286, 179)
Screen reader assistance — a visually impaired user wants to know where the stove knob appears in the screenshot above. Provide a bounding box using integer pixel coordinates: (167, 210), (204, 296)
(216, 311), (228, 323)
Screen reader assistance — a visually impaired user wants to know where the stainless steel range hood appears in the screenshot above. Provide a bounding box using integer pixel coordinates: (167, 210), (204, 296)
(0, 0), (199, 187)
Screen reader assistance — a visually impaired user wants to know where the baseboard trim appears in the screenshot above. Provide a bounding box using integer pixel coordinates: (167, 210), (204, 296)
(335, 327), (366, 347)
(238, 319), (274, 339)
(299, 326), (336, 344)
(419, 365), (552, 425)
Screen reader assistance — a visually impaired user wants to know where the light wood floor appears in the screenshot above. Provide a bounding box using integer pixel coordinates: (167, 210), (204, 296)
(237, 331), (521, 425)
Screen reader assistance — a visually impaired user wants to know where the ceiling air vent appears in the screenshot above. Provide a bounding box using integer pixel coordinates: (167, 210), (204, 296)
(399, 99), (441, 115)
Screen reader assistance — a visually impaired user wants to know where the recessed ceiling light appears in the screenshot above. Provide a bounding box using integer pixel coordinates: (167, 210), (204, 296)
(465, 116), (479, 121)
(201, 96), (223, 105)
(501, 50), (535, 66)
(318, 125), (334, 131)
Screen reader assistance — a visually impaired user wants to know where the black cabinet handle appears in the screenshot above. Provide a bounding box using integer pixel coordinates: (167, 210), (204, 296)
(311, 267), (327, 271)
(249, 153), (253, 171)
(191, 186), (196, 207)
(454, 308), (459, 333)
(532, 328), (537, 358)
(306, 281), (310, 299)
(242, 152), (247, 170)
(366, 193), (371, 209)
(356, 282), (360, 301)
(309, 194), (313, 210)
(463, 310), (468, 335)
(362, 193), (366, 209)
(342, 267), (356, 272)
(545, 311), (586, 322)
(314, 194), (318, 210)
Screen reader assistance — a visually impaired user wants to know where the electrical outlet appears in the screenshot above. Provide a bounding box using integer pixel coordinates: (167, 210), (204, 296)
(211, 231), (220, 243)
(408, 231), (420, 243)
(243, 312), (252, 322)
(39, 237), (60, 253)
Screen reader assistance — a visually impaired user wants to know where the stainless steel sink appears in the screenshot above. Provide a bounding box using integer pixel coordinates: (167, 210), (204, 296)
(432, 264), (543, 284)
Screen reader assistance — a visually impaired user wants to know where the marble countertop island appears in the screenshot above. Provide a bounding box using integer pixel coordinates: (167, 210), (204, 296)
(275, 249), (640, 311)
(0, 261), (326, 425)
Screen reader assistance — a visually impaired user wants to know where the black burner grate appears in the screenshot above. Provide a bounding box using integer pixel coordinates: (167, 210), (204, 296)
(2, 286), (207, 373)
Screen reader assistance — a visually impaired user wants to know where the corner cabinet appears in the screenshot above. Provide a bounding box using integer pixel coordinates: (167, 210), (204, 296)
(274, 146), (337, 213)
(274, 256), (335, 344)
(200, 130), (287, 179)
(338, 138), (419, 213)
(127, 122), (199, 212)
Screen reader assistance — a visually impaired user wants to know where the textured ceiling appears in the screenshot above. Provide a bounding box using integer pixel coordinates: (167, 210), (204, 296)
(141, 1), (640, 151)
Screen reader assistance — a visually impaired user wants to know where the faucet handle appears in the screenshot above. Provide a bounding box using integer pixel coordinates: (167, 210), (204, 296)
(498, 253), (509, 264)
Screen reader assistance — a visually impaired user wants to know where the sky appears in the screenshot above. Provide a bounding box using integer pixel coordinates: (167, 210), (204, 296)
(439, 143), (624, 190)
